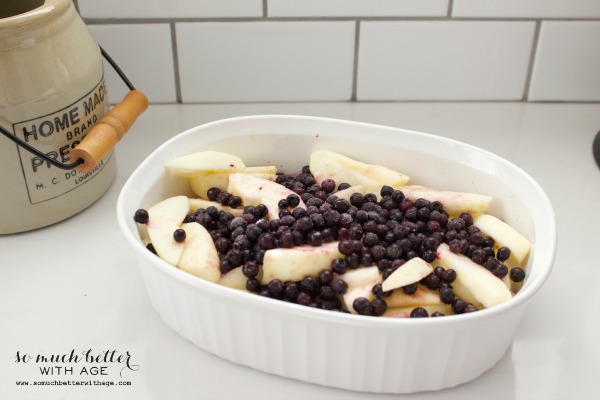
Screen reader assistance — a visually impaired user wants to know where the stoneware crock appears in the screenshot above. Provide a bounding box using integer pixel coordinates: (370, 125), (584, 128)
(0, 0), (115, 234)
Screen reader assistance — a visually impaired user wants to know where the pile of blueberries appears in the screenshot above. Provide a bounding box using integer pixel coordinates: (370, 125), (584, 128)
(152, 167), (526, 318)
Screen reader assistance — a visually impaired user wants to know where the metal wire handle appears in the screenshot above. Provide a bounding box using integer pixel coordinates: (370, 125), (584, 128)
(0, 46), (136, 170)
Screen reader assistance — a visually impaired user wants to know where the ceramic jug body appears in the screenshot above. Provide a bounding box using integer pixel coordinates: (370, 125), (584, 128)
(0, 0), (115, 234)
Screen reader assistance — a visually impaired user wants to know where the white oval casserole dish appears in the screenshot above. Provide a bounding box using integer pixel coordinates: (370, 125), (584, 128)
(116, 115), (556, 393)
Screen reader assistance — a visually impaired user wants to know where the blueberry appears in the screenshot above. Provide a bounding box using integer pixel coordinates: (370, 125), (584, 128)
(371, 298), (388, 316)
(133, 209), (149, 224)
(353, 297), (371, 315)
(206, 187), (221, 201)
(510, 267), (526, 282)
(497, 247), (511, 262)
(410, 307), (429, 318)
(173, 228), (186, 243)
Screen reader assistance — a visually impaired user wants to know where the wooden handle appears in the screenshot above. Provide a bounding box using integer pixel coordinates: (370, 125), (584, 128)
(71, 90), (148, 172)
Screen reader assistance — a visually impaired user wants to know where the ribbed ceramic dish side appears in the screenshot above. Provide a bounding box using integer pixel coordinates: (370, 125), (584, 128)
(138, 252), (528, 393)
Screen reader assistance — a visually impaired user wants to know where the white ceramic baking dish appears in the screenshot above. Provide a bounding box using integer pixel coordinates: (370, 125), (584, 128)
(116, 115), (556, 393)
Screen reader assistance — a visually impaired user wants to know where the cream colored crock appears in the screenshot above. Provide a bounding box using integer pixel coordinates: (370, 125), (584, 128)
(0, 0), (115, 234)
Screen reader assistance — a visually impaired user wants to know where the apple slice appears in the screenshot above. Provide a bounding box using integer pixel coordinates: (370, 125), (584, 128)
(309, 150), (409, 190)
(436, 243), (512, 308)
(189, 166), (277, 198)
(260, 241), (342, 284)
(473, 214), (532, 264)
(385, 286), (444, 308)
(450, 278), (484, 310)
(336, 265), (381, 288)
(146, 195), (189, 266)
(177, 222), (221, 283)
(381, 257), (434, 292)
(228, 173), (306, 220)
(383, 304), (453, 318)
(502, 273), (512, 291)
(189, 198), (244, 217)
(166, 151), (246, 177)
(218, 266), (247, 290)
(398, 185), (492, 216)
(333, 185), (364, 202)
(244, 166), (278, 174)
(335, 266), (382, 313)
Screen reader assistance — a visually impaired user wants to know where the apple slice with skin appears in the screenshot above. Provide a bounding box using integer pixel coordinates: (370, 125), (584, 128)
(385, 286), (444, 308)
(398, 185), (493, 216)
(189, 166), (277, 198)
(436, 243), (512, 308)
(309, 150), (409, 191)
(166, 151), (246, 178)
(177, 222), (221, 283)
(381, 257), (434, 292)
(334, 266), (382, 313)
(189, 198), (244, 217)
(146, 195), (189, 266)
(383, 304), (453, 318)
(473, 214), (532, 264)
(260, 241), (342, 284)
(228, 173), (306, 220)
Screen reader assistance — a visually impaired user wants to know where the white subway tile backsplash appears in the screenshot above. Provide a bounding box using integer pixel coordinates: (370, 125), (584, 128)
(268, 0), (449, 18)
(529, 22), (600, 101)
(78, 0), (263, 19)
(87, 24), (177, 104)
(76, 0), (600, 103)
(452, 0), (600, 19)
(176, 22), (355, 102)
(357, 21), (535, 101)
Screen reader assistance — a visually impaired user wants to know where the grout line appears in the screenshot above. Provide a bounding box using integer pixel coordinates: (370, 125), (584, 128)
(447, 0), (454, 17)
(351, 21), (361, 101)
(170, 22), (183, 103)
(522, 20), (542, 101)
(81, 16), (600, 24)
(263, 0), (268, 18)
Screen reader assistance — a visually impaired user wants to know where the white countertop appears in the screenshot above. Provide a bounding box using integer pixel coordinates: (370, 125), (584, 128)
(2, 102), (600, 400)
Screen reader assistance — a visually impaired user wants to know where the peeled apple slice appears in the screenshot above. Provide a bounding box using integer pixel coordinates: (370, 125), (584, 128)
(449, 278), (484, 310)
(385, 286), (444, 308)
(166, 151), (246, 177)
(177, 222), (221, 283)
(260, 241), (342, 284)
(473, 214), (532, 264)
(189, 166), (277, 198)
(381, 257), (433, 292)
(309, 150), (409, 190)
(436, 243), (512, 308)
(228, 173), (306, 220)
(218, 266), (248, 290)
(337, 265), (381, 288)
(399, 185), (493, 216)
(335, 266), (382, 314)
(333, 185), (364, 202)
(146, 195), (189, 266)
